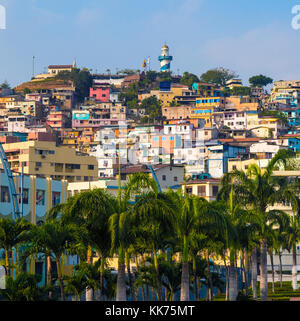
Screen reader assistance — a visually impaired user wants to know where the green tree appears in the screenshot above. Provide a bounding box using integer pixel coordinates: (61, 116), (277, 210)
(166, 189), (226, 301)
(220, 150), (296, 301)
(131, 188), (176, 301)
(200, 67), (238, 86)
(180, 72), (200, 88)
(158, 71), (172, 82)
(63, 188), (115, 301)
(23, 88), (31, 95)
(117, 69), (139, 75)
(0, 81), (10, 89)
(140, 96), (162, 123)
(249, 74), (273, 88)
(30, 220), (77, 301)
(55, 68), (93, 102)
(0, 218), (32, 277)
(231, 86), (252, 96)
(0, 272), (48, 301)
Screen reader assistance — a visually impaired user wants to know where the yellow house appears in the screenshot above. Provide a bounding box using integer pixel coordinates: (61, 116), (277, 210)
(228, 158), (271, 172)
(182, 178), (221, 201)
(48, 64), (74, 75)
(2, 140), (98, 182)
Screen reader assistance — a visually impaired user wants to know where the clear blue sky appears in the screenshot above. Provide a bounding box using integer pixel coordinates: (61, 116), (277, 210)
(0, 0), (300, 87)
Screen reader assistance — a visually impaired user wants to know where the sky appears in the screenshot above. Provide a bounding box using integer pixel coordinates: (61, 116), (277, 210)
(0, 0), (300, 87)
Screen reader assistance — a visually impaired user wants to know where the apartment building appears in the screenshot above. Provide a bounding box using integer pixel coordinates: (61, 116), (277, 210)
(2, 139), (98, 182)
(0, 170), (67, 224)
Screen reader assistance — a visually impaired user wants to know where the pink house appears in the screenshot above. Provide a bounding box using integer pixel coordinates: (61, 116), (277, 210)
(90, 85), (110, 102)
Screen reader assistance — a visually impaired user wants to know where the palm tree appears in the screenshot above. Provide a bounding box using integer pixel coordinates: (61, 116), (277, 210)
(0, 218), (32, 277)
(286, 214), (300, 290)
(131, 190), (176, 301)
(30, 219), (77, 301)
(109, 172), (164, 301)
(0, 272), (47, 301)
(64, 268), (88, 301)
(160, 260), (182, 301)
(217, 183), (261, 300)
(63, 189), (115, 301)
(218, 150), (295, 301)
(166, 189), (227, 301)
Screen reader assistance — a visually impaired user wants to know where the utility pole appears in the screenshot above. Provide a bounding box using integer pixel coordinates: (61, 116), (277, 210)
(32, 56), (35, 79)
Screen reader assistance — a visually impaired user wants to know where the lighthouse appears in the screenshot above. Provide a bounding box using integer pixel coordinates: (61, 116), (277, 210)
(158, 44), (173, 72)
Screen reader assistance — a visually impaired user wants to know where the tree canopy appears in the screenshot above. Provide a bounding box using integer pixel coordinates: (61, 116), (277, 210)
(55, 68), (93, 102)
(0, 81), (11, 89)
(200, 67), (238, 86)
(249, 75), (273, 88)
(180, 72), (200, 88)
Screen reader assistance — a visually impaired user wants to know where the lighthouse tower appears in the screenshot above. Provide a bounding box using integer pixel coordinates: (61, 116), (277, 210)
(158, 44), (173, 72)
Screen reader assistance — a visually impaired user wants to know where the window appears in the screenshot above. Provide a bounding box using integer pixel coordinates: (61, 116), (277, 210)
(186, 187), (192, 194)
(174, 176), (178, 182)
(1, 186), (10, 203)
(232, 165), (237, 170)
(52, 192), (61, 205)
(84, 176), (89, 182)
(88, 165), (94, 170)
(212, 186), (219, 197)
(198, 186), (206, 196)
(36, 190), (45, 206)
(19, 188), (29, 204)
(162, 175), (166, 181)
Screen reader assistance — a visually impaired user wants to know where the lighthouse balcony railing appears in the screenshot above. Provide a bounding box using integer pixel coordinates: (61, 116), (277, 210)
(158, 56), (173, 61)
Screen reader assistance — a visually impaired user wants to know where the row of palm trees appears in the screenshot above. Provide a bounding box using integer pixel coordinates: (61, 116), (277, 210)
(0, 149), (300, 301)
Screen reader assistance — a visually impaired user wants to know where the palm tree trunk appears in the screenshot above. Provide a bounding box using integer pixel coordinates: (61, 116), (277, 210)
(135, 256), (143, 301)
(126, 252), (136, 301)
(146, 284), (149, 301)
(181, 261), (190, 301)
(86, 246), (93, 301)
(116, 246), (127, 301)
(205, 250), (213, 301)
(259, 239), (268, 301)
(56, 257), (65, 301)
(47, 256), (53, 299)
(268, 248), (275, 293)
(279, 252), (283, 288)
(153, 250), (162, 301)
(224, 258), (229, 301)
(234, 259), (238, 299)
(229, 251), (237, 301)
(292, 244), (298, 291)
(5, 248), (10, 277)
(244, 250), (249, 297)
(99, 257), (105, 301)
(251, 247), (258, 300)
(180, 235), (190, 301)
(192, 255), (198, 301)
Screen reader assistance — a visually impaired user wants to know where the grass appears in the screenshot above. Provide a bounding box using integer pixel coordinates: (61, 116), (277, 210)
(213, 281), (300, 301)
